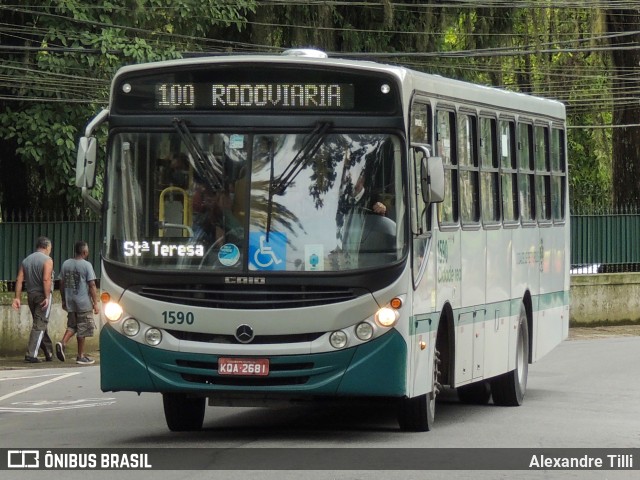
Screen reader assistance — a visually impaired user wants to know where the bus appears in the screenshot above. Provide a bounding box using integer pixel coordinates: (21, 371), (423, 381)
(76, 48), (569, 432)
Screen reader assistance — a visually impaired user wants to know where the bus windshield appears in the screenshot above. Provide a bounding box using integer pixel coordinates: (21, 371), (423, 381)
(104, 130), (406, 273)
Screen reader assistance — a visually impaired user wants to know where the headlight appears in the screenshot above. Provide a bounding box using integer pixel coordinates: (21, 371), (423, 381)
(104, 301), (123, 322)
(145, 328), (162, 346)
(375, 306), (399, 327)
(122, 318), (140, 337)
(329, 330), (348, 349)
(355, 322), (374, 341)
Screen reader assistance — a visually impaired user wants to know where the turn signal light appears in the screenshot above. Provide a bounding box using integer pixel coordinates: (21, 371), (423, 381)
(390, 297), (403, 309)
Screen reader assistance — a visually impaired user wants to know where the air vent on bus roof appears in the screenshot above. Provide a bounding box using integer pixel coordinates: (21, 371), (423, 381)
(282, 48), (328, 58)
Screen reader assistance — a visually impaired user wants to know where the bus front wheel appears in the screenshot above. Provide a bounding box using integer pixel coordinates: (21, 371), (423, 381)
(397, 348), (441, 431)
(163, 393), (206, 431)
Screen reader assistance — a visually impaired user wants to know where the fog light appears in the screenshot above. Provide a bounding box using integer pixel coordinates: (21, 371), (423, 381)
(375, 307), (399, 327)
(145, 328), (162, 346)
(122, 318), (140, 336)
(355, 322), (374, 341)
(104, 301), (123, 322)
(329, 330), (348, 349)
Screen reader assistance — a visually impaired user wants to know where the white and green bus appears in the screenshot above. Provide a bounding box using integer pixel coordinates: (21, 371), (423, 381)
(76, 49), (569, 432)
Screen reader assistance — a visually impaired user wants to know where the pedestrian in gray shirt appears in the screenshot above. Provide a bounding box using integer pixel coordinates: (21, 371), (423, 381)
(12, 236), (55, 363)
(57, 240), (99, 365)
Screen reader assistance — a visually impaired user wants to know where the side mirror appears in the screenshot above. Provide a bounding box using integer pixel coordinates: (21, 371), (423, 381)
(76, 136), (97, 189)
(419, 150), (444, 205)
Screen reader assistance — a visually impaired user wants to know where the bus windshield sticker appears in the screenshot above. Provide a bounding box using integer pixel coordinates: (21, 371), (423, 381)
(305, 244), (324, 271)
(229, 134), (244, 149)
(249, 232), (286, 271)
(218, 243), (241, 267)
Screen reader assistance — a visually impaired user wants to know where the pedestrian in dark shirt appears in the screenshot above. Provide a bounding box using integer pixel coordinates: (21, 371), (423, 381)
(12, 236), (55, 363)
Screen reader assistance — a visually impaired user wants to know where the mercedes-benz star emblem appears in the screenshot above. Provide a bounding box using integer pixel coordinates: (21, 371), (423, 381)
(235, 324), (255, 344)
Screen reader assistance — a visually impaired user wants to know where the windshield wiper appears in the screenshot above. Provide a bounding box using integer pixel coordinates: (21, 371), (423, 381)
(172, 118), (223, 191)
(265, 122), (332, 241)
(270, 121), (332, 196)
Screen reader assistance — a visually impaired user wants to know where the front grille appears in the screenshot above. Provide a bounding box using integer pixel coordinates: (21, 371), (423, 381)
(134, 284), (365, 309)
(166, 329), (324, 345)
(181, 373), (310, 386)
(176, 359), (314, 386)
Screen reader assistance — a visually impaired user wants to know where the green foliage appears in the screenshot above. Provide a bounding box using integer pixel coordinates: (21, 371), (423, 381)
(0, 0), (256, 213)
(0, 1), (619, 213)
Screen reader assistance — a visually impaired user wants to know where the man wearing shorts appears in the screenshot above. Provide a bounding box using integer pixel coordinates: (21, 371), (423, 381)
(57, 240), (99, 365)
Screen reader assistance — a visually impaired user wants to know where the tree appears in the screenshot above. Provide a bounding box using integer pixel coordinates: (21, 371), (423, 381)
(0, 0), (255, 215)
(604, 7), (640, 208)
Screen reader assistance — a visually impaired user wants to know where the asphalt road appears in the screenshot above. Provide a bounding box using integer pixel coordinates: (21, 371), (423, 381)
(1, 335), (639, 479)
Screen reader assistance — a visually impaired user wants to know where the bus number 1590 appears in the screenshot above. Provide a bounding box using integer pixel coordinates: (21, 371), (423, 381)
(162, 310), (195, 325)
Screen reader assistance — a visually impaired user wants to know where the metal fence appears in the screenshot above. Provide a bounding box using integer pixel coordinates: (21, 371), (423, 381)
(2, 207), (640, 282)
(571, 206), (640, 273)
(0, 210), (101, 285)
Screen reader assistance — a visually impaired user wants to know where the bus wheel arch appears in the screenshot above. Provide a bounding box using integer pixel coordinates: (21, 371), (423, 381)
(397, 306), (451, 432)
(436, 302), (455, 387)
(523, 290), (533, 364)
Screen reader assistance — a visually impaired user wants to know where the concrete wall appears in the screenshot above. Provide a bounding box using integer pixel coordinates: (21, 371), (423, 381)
(2, 275), (640, 356)
(570, 273), (640, 324)
(1, 292), (101, 358)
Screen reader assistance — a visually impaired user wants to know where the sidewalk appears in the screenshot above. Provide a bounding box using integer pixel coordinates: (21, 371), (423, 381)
(0, 350), (100, 370)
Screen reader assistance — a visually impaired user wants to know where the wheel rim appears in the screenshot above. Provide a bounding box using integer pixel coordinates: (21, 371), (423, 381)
(516, 325), (526, 391)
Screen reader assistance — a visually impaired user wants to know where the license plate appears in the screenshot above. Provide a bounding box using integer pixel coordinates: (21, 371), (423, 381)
(218, 357), (269, 376)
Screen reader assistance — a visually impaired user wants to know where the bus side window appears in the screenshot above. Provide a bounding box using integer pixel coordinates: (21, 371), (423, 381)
(409, 100), (432, 235)
(458, 113), (479, 225)
(500, 119), (519, 224)
(535, 125), (551, 223)
(517, 122), (535, 224)
(480, 117), (500, 225)
(436, 109), (458, 226)
(551, 128), (566, 222)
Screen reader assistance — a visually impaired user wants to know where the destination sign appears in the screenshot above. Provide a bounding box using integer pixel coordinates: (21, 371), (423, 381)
(156, 82), (354, 110)
(111, 64), (400, 114)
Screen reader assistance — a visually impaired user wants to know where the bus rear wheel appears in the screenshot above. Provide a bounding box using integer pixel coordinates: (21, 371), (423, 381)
(490, 303), (529, 406)
(397, 349), (441, 431)
(162, 393), (206, 431)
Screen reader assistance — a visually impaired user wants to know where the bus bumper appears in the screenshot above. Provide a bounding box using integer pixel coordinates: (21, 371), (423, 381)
(100, 324), (407, 397)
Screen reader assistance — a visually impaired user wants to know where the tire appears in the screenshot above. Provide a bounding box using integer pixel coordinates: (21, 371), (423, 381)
(457, 381), (491, 405)
(398, 349), (441, 431)
(163, 393), (206, 431)
(490, 303), (529, 406)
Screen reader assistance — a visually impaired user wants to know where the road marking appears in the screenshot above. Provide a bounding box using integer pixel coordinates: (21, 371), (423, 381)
(0, 372), (80, 402)
(0, 373), (69, 382)
(0, 398), (116, 413)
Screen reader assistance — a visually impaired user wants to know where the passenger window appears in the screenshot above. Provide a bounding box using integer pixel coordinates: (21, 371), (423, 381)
(500, 120), (518, 223)
(458, 114), (479, 224)
(535, 125), (551, 223)
(517, 122), (534, 223)
(480, 117), (500, 224)
(436, 110), (458, 225)
(551, 128), (566, 221)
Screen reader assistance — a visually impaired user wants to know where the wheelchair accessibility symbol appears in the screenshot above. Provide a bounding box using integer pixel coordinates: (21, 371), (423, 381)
(249, 232), (286, 270)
